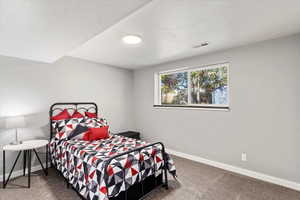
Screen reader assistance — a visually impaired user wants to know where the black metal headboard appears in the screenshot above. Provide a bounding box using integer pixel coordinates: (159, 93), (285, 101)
(49, 102), (98, 139)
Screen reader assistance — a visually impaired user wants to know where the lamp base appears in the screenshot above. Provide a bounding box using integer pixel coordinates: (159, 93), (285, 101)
(10, 141), (23, 145)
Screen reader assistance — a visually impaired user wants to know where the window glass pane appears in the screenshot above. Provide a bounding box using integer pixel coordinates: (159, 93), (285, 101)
(160, 72), (188, 105)
(190, 66), (228, 105)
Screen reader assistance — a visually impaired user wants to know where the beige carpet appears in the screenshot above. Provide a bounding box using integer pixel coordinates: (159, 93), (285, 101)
(1, 155), (300, 200)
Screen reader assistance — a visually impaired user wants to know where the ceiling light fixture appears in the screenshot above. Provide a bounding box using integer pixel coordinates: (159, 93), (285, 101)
(122, 35), (142, 45)
(193, 41), (209, 48)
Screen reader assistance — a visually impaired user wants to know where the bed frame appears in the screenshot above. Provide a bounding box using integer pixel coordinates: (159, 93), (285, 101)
(49, 102), (168, 200)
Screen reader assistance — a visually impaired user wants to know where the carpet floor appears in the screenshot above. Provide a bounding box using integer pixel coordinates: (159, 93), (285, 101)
(1, 155), (300, 200)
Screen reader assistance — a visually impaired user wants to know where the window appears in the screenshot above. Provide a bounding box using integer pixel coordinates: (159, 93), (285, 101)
(154, 63), (229, 109)
(160, 71), (188, 105)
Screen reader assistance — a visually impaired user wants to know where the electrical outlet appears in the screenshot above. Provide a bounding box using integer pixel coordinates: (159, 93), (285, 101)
(241, 153), (247, 161)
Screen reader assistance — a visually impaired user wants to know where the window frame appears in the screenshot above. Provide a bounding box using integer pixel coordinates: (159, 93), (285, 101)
(154, 62), (230, 110)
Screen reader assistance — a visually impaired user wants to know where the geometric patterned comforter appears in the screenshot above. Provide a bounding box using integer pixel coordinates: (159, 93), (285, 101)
(49, 135), (176, 200)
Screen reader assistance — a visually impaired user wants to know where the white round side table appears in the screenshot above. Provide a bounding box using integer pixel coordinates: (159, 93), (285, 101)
(2, 140), (49, 188)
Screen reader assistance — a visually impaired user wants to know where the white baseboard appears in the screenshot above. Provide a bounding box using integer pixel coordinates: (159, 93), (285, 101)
(167, 149), (300, 191)
(0, 163), (46, 182)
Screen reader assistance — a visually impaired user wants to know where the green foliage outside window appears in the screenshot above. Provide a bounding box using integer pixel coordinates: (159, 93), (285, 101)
(160, 72), (187, 104)
(190, 66), (228, 104)
(159, 65), (228, 106)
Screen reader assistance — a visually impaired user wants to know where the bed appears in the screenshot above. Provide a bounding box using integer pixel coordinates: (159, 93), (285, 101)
(49, 102), (176, 200)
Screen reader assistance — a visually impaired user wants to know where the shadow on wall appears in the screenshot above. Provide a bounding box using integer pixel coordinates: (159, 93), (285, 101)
(0, 111), (50, 142)
(0, 111), (51, 175)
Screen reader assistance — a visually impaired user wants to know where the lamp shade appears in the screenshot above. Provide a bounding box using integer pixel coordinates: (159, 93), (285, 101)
(6, 116), (26, 129)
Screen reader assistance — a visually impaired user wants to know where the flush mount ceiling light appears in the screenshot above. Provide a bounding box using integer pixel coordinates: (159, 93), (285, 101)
(193, 41), (209, 48)
(122, 35), (142, 45)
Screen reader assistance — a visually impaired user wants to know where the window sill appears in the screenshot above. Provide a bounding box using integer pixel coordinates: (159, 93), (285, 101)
(153, 105), (230, 111)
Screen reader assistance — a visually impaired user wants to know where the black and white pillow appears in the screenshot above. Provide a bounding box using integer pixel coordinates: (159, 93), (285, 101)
(84, 117), (108, 128)
(52, 118), (84, 140)
(68, 124), (90, 140)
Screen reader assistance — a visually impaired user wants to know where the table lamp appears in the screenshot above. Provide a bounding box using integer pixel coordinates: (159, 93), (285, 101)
(6, 116), (26, 145)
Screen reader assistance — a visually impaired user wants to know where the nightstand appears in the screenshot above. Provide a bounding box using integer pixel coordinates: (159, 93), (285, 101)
(2, 140), (49, 188)
(115, 131), (141, 140)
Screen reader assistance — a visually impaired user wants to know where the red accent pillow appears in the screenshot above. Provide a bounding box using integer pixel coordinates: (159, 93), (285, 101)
(82, 130), (91, 141)
(51, 109), (71, 120)
(89, 126), (109, 141)
(71, 111), (84, 119)
(85, 111), (97, 118)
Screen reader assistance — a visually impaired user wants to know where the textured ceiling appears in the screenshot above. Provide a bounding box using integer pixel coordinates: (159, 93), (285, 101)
(0, 0), (151, 62)
(1, 0), (300, 68)
(69, 0), (300, 69)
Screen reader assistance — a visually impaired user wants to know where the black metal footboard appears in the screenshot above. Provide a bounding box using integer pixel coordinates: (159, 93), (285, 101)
(103, 142), (169, 200)
(50, 141), (169, 200)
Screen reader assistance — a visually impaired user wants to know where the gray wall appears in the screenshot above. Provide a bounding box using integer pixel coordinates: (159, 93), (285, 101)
(1, 34), (299, 184)
(133, 34), (300, 183)
(0, 56), (134, 174)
